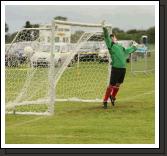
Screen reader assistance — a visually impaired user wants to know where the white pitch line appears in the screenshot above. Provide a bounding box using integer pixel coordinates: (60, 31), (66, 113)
(6, 90), (155, 128)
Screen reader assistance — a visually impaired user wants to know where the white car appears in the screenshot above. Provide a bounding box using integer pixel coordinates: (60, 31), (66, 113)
(30, 51), (61, 67)
(97, 43), (109, 62)
(98, 49), (109, 62)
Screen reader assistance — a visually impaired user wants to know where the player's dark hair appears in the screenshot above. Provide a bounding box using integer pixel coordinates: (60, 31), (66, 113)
(110, 33), (116, 38)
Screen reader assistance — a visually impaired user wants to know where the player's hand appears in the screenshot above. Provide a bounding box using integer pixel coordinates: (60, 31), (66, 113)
(101, 20), (106, 27)
(132, 41), (138, 47)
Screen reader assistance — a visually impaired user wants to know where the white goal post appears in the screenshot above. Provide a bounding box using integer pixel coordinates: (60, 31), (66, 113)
(5, 20), (112, 115)
(130, 49), (155, 74)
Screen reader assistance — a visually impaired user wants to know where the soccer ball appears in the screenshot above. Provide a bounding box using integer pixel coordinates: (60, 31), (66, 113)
(24, 46), (33, 57)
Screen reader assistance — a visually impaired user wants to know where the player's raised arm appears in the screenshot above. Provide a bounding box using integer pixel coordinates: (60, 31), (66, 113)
(125, 41), (138, 54)
(101, 20), (112, 50)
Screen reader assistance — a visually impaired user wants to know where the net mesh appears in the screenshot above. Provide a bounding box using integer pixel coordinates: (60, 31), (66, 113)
(5, 21), (111, 115)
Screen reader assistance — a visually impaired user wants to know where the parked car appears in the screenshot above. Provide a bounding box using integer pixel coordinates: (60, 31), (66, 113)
(5, 42), (34, 67)
(73, 42), (100, 62)
(30, 44), (61, 67)
(131, 44), (149, 61)
(15, 48), (27, 64)
(97, 43), (109, 62)
(5, 52), (20, 67)
(5, 44), (23, 67)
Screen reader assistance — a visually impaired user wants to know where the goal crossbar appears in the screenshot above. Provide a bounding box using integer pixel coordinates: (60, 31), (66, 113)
(54, 20), (112, 28)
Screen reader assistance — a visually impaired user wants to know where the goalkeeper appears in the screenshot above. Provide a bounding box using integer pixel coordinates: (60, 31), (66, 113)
(101, 20), (138, 109)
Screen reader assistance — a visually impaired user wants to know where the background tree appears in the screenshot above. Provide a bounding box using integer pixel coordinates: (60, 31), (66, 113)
(24, 21), (32, 28)
(126, 29), (138, 34)
(54, 16), (67, 21)
(5, 23), (10, 43)
(146, 26), (155, 43)
(19, 21), (40, 41)
(112, 27), (124, 34)
(71, 30), (84, 43)
(5, 23), (9, 33)
(115, 27), (154, 44)
(5, 18), (154, 44)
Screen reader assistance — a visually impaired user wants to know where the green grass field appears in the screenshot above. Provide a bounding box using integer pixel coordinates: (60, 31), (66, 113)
(5, 45), (155, 144)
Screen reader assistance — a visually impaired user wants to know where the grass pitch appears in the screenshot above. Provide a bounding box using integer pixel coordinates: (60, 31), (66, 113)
(5, 73), (155, 144)
(5, 45), (155, 144)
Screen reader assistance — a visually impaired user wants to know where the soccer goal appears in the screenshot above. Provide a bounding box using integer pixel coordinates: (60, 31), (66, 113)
(5, 20), (112, 115)
(130, 45), (155, 74)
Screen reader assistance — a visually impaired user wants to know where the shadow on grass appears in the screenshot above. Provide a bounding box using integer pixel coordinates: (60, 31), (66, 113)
(55, 101), (144, 116)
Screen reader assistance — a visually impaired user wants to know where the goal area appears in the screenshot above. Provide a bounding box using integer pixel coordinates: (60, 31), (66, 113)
(130, 47), (155, 74)
(5, 20), (112, 115)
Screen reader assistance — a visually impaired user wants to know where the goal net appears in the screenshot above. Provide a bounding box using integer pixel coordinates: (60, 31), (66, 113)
(5, 20), (112, 115)
(130, 45), (155, 74)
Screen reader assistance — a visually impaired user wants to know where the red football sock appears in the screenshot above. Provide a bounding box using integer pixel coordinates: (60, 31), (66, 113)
(103, 85), (113, 102)
(111, 86), (119, 98)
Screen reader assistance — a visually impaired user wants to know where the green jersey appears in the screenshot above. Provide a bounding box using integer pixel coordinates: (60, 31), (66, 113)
(103, 27), (137, 68)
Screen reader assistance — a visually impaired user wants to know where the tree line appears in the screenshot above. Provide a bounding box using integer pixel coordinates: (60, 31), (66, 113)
(5, 16), (155, 44)
(112, 27), (155, 43)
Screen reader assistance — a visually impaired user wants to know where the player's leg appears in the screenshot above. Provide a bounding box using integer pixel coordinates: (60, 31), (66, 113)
(110, 83), (120, 106)
(103, 84), (113, 108)
(110, 68), (126, 106)
(102, 67), (116, 109)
